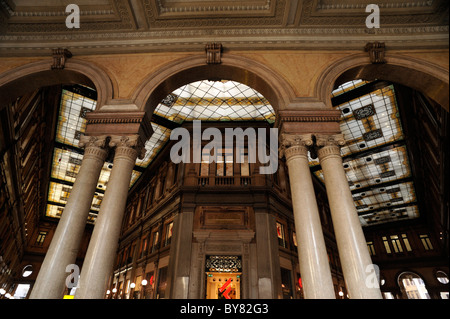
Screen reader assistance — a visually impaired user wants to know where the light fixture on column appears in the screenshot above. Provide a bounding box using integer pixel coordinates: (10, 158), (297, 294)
(130, 282), (135, 289)
(141, 279), (148, 300)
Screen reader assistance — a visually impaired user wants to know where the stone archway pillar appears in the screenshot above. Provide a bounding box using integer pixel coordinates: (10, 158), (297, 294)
(30, 136), (109, 299)
(316, 134), (382, 299)
(280, 133), (336, 299)
(75, 135), (145, 299)
(67, 109), (152, 299)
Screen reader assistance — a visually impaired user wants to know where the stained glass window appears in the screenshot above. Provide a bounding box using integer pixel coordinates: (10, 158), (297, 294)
(310, 80), (420, 227)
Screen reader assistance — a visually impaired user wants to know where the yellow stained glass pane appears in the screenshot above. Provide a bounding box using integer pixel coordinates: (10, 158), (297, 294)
(56, 89), (96, 148)
(316, 81), (421, 227)
(45, 204), (64, 219)
(47, 181), (71, 205)
(135, 123), (171, 168)
(51, 148), (82, 183)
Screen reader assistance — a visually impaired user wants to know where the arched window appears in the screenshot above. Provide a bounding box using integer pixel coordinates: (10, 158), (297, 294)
(398, 272), (430, 299)
(436, 271), (449, 284)
(22, 265), (33, 278)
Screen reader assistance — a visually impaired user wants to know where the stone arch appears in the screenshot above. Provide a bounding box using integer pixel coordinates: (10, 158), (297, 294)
(315, 53), (449, 111)
(0, 58), (114, 109)
(131, 54), (296, 117)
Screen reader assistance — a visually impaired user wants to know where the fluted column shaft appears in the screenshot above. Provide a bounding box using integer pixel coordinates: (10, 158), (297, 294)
(30, 136), (109, 299)
(280, 134), (335, 299)
(75, 135), (144, 299)
(316, 134), (382, 299)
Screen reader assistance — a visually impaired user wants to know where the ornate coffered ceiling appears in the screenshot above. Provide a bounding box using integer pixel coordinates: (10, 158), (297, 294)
(0, 0), (448, 56)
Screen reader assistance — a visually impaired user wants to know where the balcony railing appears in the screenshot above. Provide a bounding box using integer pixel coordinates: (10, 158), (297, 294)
(197, 176), (253, 186)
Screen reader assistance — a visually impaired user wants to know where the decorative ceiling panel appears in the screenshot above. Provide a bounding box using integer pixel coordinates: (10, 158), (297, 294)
(154, 0), (276, 18)
(143, 0), (287, 29)
(299, 0), (448, 27)
(1, 0), (136, 32)
(0, 0), (447, 55)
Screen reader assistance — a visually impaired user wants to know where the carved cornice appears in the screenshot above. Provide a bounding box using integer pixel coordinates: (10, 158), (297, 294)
(84, 111), (153, 142)
(0, 26), (448, 57)
(276, 109), (342, 137)
(156, 0), (272, 14)
(316, 1), (436, 10)
(276, 109), (341, 126)
(0, 0), (447, 56)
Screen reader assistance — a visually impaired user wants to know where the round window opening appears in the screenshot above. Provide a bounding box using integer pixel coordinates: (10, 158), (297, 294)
(436, 271), (449, 284)
(22, 265), (33, 278)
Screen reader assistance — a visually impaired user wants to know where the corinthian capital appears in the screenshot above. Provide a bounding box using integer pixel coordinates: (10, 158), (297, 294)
(279, 133), (314, 159)
(109, 135), (146, 160)
(315, 134), (346, 148)
(79, 135), (110, 149)
(316, 134), (346, 161)
(78, 135), (109, 162)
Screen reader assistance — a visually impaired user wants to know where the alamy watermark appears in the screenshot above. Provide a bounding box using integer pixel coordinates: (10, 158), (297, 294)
(366, 4), (381, 29)
(65, 264), (80, 289)
(170, 120), (278, 174)
(65, 4), (380, 29)
(365, 263), (381, 289)
(65, 4), (80, 29)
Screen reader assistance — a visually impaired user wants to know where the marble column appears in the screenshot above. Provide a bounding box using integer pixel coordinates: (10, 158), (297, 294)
(316, 134), (382, 299)
(166, 209), (194, 299)
(254, 208), (282, 299)
(75, 135), (144, 299)
(280, 133), (336, 299)
(30, 135), (109, 299)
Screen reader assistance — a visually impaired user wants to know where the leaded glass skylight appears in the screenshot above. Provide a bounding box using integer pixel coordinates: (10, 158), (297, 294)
(310, 80), (420, 227)
(154, 80), (275, 123)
